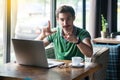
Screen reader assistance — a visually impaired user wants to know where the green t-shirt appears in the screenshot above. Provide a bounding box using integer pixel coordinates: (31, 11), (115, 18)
(47, 26), (91, 60)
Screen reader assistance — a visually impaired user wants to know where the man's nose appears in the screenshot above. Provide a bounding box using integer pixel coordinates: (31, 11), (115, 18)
(63, 21), (68, 25)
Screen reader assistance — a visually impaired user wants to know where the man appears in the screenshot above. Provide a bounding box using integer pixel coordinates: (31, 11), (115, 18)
(36, 5), (93, 60)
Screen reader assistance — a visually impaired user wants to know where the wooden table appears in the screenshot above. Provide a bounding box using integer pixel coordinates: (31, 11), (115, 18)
(0, 61), (102, 80)
(93, 37), (120, 44)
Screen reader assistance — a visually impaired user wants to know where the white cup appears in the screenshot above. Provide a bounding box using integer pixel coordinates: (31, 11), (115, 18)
(72, 57), (83, 66)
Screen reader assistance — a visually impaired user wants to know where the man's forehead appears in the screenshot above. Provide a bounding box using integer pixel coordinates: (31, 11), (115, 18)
(58, 13), (73, 18)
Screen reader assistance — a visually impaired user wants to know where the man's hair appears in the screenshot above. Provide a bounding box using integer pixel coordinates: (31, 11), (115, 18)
(56, 5), (75, 18)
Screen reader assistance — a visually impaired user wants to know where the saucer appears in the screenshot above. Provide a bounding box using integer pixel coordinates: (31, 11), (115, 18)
(69, 63), (84, 68)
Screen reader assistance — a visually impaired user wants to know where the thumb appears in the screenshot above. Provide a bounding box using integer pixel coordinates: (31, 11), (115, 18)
(47, 20), (51, 30)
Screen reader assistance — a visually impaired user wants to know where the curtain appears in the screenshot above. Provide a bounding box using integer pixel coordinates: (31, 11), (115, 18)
(107, 0), (117, 33)
(88, 0), (117, 38)
(86, 0), (96, 39)
(94, 0), (108, 38)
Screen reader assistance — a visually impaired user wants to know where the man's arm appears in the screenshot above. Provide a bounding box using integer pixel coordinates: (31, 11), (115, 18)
(76, 38), (93, 57)
(63, 33), (93, 57)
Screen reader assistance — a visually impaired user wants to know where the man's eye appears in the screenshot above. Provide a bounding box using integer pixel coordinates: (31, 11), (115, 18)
(67, 17), (72, 20)
(60, 19), (64, 21)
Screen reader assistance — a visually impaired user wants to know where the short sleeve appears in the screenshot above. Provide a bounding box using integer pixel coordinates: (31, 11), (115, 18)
(47, 28), (57, 42)
(78, 29), (91, 41)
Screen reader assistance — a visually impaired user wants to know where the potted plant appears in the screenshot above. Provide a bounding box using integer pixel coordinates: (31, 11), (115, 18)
(101, 14), (107, 38)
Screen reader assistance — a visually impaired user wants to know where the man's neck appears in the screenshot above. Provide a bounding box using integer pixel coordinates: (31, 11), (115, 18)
(62, 26), (74, 35)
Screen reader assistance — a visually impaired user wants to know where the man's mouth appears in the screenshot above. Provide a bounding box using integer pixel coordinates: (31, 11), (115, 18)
(63, 25), (70, 28)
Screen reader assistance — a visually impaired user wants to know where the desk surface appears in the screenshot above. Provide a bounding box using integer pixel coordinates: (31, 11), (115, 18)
(93, 37), (120, 44)
(0, 61), (102, 80)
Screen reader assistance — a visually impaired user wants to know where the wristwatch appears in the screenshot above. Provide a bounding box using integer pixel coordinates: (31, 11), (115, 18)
(75, 37), (81, 44)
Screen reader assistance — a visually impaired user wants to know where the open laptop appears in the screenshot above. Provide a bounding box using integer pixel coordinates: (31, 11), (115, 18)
(12, 38), (64, 68)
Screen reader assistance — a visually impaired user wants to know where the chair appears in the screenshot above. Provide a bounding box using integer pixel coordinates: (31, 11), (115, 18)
(85, 47), (109, 80)
(93, 44), (120, 80)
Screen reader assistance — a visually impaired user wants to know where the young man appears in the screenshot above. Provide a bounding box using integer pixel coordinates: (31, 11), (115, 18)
(36, 5), (93, 60)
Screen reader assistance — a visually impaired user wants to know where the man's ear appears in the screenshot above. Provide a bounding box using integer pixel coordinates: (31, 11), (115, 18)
(73, 16), (75, 21)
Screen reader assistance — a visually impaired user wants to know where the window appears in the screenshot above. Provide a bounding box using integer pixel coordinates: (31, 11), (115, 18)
(10, 0), (90, 62)
(13, 0), (50, 40)
(11, 0), (51, 62)
(56, 0), (90, 29)
(56, 0), (83, 28)
(0, 0), (5, 64)
(117, 0), (120, 31)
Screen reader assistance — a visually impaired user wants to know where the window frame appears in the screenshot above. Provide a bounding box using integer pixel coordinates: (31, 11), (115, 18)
(3, 0), (11, 63)
(5, 0), (89, 63)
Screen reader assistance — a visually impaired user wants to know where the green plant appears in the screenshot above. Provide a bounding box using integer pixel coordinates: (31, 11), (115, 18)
(101, 14), (107, 32)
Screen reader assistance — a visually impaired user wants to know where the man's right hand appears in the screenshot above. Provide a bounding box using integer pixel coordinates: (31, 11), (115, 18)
(35, 21), (56, 40)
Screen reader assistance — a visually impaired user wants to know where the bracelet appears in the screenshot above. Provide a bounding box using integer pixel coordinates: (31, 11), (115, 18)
(75, 38), (81, 44)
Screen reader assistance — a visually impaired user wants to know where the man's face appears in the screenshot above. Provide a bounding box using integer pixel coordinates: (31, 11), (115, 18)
(57, 12), (75, 31)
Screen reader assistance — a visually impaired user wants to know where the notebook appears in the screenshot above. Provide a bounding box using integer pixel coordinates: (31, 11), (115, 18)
(12, 38), (64, 68)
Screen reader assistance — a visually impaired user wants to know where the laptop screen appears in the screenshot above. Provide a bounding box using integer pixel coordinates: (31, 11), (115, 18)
(12, 39), (49, 67)
(12, 39), (64, 68)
